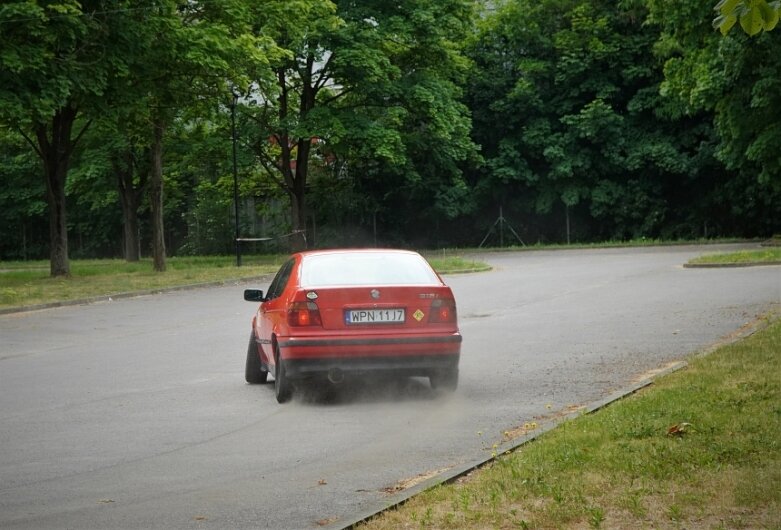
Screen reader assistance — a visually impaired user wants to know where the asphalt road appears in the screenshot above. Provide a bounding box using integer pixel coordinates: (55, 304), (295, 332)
(0, 245), (778, 529)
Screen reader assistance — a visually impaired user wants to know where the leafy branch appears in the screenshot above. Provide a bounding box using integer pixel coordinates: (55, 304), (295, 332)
(714, 0), (780, 35)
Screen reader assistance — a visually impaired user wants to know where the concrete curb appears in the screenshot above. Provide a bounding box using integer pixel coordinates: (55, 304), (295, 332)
(329, 313), (777, 530)
(441, 266), (493, 275)
(0, 275), (273, 316)
(683, 261), (781, 269)
(328, 360), (688, 530)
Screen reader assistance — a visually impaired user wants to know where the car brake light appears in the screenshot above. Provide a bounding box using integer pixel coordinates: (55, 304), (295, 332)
(429, 299), (456, 323)
(288, 301), (322, 327)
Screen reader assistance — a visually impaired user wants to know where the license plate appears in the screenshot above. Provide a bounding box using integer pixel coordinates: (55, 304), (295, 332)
(346, 308), (405, 324)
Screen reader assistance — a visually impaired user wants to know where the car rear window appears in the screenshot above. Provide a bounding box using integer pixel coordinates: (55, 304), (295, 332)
(300, 252), (440, 287)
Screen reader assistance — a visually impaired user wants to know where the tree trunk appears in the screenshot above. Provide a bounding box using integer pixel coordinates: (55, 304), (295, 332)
(115, 149), (143, 262)
(291, 58), (317, 251)
(44, 158), (69, 276)
(271, 62), (317, 252)
(35, 106), (80, 277)
(289, 190), (307, 251)
(290, 138), (311, 251)
(149, 118), (166, 272)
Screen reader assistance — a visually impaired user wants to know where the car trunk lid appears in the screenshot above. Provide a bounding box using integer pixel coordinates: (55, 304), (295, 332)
(298, 286), (456, 332)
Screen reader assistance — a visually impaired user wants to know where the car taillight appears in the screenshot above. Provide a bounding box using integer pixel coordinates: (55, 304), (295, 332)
(288, 301), (322, 327)
(429, 299), (457, 323)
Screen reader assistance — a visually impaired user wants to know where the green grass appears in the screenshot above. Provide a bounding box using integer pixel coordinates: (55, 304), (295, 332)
(0, 254), (489, 310)
(361, 316), (781, 530)
(426, 255), (492, 274)
(451, 237), (747, 254)
(688, 247), (781, 265)
(0, 255), (285, 309)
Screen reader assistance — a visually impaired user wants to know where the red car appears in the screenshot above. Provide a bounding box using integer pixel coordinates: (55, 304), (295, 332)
(244, 249), (462, 403)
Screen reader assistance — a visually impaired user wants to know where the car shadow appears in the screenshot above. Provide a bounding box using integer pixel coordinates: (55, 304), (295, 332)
(293, 375), (446, 406)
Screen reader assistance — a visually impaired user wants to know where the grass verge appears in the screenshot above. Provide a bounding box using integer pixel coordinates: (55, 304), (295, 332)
(687, 247), (781, 266)
(447, 237), (749, 254)
(0, 256), (284, 309)
(426, 256), (491, 274)
(359, 315), (781, 530)
(0, 254), (488, 310)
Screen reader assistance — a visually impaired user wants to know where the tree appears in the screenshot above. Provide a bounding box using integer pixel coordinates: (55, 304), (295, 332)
(0, 129), (46, 260)
(106, 0), (273, 270)
(333, 0), (479, 246)
(0, 0), (276, 272)
(112, 136), (147, 262)
(0, 1), (137, 275)
(649, 0), (781, 236)
(242, 0), (340, 250)
(244, 0), (477, 249)
(465, 0), (706, 242)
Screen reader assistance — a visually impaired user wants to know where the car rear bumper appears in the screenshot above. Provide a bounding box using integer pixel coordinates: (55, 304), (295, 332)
(278, 333), (461, 378)
(283, 354), (460, 379)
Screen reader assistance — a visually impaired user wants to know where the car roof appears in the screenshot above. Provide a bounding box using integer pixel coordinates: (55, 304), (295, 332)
(295, 248), (421, 258)
(296, 249), (441, 287)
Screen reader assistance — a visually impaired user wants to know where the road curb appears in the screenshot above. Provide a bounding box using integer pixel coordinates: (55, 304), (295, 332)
(0, 275), (273, 316)
(441, 266), (493, 275)
(683, 261), (781, 269)
(329, 313), (777, 530)
(328, 360), (688, 530)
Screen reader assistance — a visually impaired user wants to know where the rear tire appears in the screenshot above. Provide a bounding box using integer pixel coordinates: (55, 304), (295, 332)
(429, 368), (458, 393)
(245, 332), (269, 384)
(274, 345), (293, 403)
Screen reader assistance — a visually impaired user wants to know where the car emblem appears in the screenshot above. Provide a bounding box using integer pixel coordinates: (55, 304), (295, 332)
(370, 289), (380, 299)
(306, 291), (318, 300)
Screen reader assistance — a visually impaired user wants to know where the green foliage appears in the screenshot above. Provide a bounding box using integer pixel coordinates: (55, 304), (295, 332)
(0, 1), (99, 124)
(466, 0), (712, 241)
(1, 0), (780, 259)
(0, 129), (46, 259)
(242, 0), (478, 245)
(714, 0), (780, 35)
(66, 133), (123, 258)
(649, 0), (781, 236)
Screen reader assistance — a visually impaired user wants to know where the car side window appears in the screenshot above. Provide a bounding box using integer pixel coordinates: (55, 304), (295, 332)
(266, 259), (295, 300)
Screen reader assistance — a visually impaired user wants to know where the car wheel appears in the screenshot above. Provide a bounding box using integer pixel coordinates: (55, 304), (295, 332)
(274, 345), (293, 403)
(245, 332), (269, 384)
(429, 368), (458, 393)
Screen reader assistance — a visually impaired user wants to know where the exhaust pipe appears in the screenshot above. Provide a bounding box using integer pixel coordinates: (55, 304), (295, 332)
(327, 368), (345, 384)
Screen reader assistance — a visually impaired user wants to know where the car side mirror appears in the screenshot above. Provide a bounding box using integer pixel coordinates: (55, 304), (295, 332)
(244, 289), (265, 302)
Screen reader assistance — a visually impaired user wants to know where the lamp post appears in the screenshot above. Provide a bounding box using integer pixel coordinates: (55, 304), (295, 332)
(231, 91), (241, 267)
